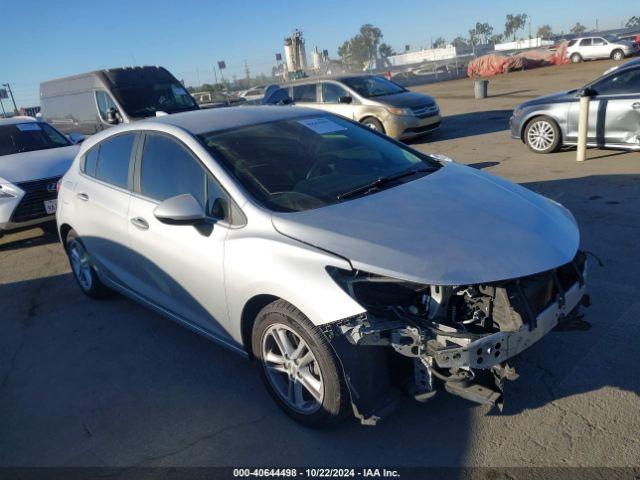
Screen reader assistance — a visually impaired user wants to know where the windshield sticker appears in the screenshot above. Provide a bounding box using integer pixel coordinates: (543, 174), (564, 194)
(16, 123), (42, 132)
(298, 117), (347, 135)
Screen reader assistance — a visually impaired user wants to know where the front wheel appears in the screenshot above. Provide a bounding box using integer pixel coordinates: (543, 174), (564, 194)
(361, 117), (385, 133)
(611, 49), (625, 61)
(252, 300), (350, 427)
(524, 116), (561, 154)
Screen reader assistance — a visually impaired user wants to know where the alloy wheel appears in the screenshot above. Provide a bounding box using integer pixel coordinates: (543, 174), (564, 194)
(261, 323), (324, 414)
(527, 120), (555, 151)
(68, 240), (93, 291)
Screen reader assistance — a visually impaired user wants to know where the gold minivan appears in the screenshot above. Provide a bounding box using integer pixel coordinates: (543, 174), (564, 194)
(283, 74), (441, 140)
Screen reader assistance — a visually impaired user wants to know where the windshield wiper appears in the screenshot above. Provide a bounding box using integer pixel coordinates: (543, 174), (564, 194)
(336, 167), (435, 201)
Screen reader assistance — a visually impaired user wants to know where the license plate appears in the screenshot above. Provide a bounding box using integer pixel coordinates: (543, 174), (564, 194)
(44, 199), (57, 215)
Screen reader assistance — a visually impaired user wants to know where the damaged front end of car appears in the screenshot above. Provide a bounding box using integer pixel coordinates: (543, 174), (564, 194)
(322, 251), (589, 425)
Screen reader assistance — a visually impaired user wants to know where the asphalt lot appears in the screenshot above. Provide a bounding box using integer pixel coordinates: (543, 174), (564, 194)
(1, 58), (639, 469)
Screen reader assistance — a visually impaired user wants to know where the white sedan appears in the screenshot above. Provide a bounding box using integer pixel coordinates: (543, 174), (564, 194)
(0, 117), (79, 236)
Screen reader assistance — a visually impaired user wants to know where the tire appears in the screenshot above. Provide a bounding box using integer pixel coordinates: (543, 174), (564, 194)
(252, 299), (350, 427)
(611, 49), (625, 61)
(361, 117), (385, 133)
(570, 53), (582, 63)
(40, 221), (58, 236)
(65, 230), (111, 299)
(524, 116), (562, 154)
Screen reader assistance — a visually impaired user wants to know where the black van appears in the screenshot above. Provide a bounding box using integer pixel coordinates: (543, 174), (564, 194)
(40, 66), (199, 135)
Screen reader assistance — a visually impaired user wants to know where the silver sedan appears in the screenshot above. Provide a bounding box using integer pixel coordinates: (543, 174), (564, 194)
(510, 61), (640, 153)
(57, 106), (588, 426)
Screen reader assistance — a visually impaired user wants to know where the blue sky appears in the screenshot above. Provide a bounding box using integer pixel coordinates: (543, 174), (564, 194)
(2, 0), (638, 107)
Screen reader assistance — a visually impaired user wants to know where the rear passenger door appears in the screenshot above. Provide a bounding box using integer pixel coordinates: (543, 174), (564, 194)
(579, 38), (595, 59)
(73, 132), (138, 285)
(126, 132), (233, 338)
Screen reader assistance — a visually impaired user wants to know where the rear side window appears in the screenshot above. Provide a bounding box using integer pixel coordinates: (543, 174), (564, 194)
(140, 134), (205, 203)
(567, 40), (577, 47)
(84, 146), (99, 176)
(93, 133), (135, 188)
(580, 38), (592, 47)
(291, 84), (317, 102)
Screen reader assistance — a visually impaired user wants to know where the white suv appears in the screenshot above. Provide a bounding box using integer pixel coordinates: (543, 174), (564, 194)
(567, 35), (639, 63)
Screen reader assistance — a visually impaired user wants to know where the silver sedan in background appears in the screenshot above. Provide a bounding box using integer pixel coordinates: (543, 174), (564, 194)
(510, 61), (640, 153)
(57, 107), (587, 426)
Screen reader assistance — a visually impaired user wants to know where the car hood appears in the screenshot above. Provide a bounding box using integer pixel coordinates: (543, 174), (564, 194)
(370, 91), (436, 108)
(0, 145), (78, 184)
(519, 90), (577, 109)
(271, 162), (579, 286)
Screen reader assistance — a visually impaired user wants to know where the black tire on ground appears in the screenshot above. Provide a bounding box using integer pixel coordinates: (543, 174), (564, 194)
(40, 221), (58, 236)
(252, 299), (350, 428)
(524, 115), (562, 154)
(611, 49), (625, 61)
(361, 117), (385, 133)
(65, 229), (111, 299)
(570, 53), (583, 63)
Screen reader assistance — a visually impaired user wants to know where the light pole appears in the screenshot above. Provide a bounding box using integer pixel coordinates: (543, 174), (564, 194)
(2, 83), (18, 115)
(0, 96), (6, 117)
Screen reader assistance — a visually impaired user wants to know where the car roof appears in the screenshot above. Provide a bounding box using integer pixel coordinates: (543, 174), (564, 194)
(141, 106), (327, 135)
(0, 116), (37, 126)
(282, 74), (377, 86)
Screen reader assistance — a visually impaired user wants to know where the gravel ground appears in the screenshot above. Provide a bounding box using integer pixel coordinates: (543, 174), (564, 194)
(1, 58), (638, 470)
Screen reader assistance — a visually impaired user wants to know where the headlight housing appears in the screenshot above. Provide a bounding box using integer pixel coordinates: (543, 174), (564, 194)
(386, 107), (414, 116)
(0, 184), (17, 198)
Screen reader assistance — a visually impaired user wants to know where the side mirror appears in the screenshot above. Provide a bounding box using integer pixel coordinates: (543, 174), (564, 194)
(68, 132), (85, 144)
(153, 194), (205, 225)
(338, 95), (353, 104)
(106, 107), (120, 125)
(577, 87), (597, 98)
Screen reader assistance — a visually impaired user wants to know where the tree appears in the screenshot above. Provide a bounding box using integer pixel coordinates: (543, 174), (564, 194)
(469, 22), (494, 44)
(626, 16), (640, 27)
(432, 37), (447, 48)
(504, 13), (528, 41)
(451, 36), (468, 48)
(570, 22), (587, 35)
(378, 42), (395, 57)
(537, 24), (553, 39)
(489, 34), (504, 45)
(337, 24), (385, 69)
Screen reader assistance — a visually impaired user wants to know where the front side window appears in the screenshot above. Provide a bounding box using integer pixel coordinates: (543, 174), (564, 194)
(592, 38), (606, 46)
(592, 67), (640, 95)
(322, 83), (349, 103)
(95, 91), (119, 121)
(341, 76), (406, 98)
(198, 115), (440, 212)
(140, 134), (205, 203)
(291, 84), (317, 102)
(0, 122), (71, 156)
(94, 133), (135, 188)
(113, 82), (198, 118)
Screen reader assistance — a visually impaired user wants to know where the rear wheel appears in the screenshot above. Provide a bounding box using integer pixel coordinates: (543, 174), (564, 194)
(570, 53), (583, 63)
(361, 117), (385, 133)
(252, 300), (349, 427)
(65, 230), (111, 298)
(611, 49), (625, 61)
(524, 116), (561, 154)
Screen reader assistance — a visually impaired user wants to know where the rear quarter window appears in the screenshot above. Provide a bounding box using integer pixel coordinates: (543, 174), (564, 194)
(91, 133), (136, 189)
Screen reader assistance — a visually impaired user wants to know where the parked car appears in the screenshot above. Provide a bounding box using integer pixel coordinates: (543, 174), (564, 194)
(192, 91), (245, 108)
(239, 85), (267, 103)
(510, 61), (640, 153)
(566, 35), (638, 63)
(57, 107), (587, 426)
(0, 117), (79, 236)
(280, 74), (441, 140)
(40, 66), (199, 136)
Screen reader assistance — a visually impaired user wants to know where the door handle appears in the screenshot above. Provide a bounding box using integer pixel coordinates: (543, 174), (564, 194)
(76, 192), (89, 201)
(632, 102), (640, 110)
(130, 217), (149, 230)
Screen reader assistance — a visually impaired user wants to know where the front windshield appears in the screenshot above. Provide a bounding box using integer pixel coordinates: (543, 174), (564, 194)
(342, 76), (406, 98)
(0, 122), (71, 156)
(114, 82), (198, 117)
(198, 115), (440, 212)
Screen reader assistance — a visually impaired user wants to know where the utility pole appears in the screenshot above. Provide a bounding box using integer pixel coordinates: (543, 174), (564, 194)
(3, 83), (18, 114)
(213, 66), (218, 86)
(0, 97), (6, 117)
(244, 60), (250, 81)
